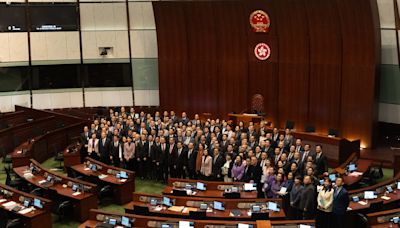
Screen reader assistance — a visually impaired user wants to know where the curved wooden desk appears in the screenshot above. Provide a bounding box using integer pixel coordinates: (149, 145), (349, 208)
(70, 157), (135, 204)
(0, 183), (52, 228)
(14, 159), (98, 222)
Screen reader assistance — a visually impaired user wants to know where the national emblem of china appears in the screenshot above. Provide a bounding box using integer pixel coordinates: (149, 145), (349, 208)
(254, 43), (271, 61)
(250, 10), (270, 33)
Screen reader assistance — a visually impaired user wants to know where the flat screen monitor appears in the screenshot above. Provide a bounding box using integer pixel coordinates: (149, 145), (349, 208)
(251, 205), (261, 213)
(29, 3), (78, 32)
(90, 164), (97, 171)
(121, 216), (131, 227)
(347, 164), (357, 172)
(392, 217), (399, 224)
(46, 175), (53, 182)
(238, 224), (253, 228)
(329, 174), (336, 182)
(244, 183), (256, 191)
(398, 182), (400, 190)
(108, 218), (116, 225)
(161, 224), (172, 228)
(199, 203), (208, 210)
(267, 202), (279, 212)
(163, 197), (172, 207)
(213, 201), (224, 211)
(72, 184), (78, 192)
(319, 179), (324, 185)
(33, 198), (43, 209)
(196, 182), (206, 191)
(23, 200), (30, 207)
(231, 186), (239, 193)
(178, 221), (194, 228)
(150, 199), (158, 206)
(352, 196), (359, 202)
(120, 171), (128, 179)
(364, 191), (377, 200)
(0, 4), (27, 32)
(299, 225), (315, 228)
(386, 185), (394, 193)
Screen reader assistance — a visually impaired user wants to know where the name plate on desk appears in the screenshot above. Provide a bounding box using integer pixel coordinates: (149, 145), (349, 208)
(358, 201), (368, 206)
(99, 174), (108, 179)
(381, 196), (391, 200)
(72, 192), (81, 196)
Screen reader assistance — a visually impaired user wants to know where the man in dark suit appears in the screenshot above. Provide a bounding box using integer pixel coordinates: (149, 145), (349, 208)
(144, 135), (156, 179)
(186, 142), (197, 179)
(99, 132), (111, 164)
(175, 141), (187, 179)
(243, 156), (262, 183)
(211, 148), (225, 181)
(157, 137), (168, 182)
(299, 175), (316, 219)
(333, 176), (350, 228)
(314, 145), (328, 176)
(167, 137), (177, 178)
(80, 126), (90, 163)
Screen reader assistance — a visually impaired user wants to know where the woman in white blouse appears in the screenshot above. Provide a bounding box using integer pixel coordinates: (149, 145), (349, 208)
(316, 177), (334, 228)
(221, 153), (233, 182)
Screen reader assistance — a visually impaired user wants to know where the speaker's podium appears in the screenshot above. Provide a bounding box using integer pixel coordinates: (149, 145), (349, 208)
(228, 113), (264, 125)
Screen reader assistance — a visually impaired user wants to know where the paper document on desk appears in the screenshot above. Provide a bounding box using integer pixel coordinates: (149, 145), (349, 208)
(38, 180), (46, 184)
(2, 201), (16, 210)
(19, 207), (33, 214)
(72, 192), (81, 196)
(182, 207), (198, 214)
(358, 201), (368, 206)
(348, 171), (363, 177)
(0, 199), (7, 204)
(98, 174), (108, 179)
(381, 196), (391, 200)
(84, 168), (90, 171)
(347, 207), (352, 211)
(168, 206), (185, 212)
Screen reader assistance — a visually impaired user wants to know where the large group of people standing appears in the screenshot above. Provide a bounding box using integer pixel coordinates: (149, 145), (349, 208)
(79, 107), (350, 227)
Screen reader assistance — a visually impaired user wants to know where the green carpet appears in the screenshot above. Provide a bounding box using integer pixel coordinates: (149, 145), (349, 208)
(0, 157), (394, 227)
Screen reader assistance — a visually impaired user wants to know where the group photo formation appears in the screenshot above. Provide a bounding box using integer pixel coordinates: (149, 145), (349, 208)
(0, 0), (400, 227)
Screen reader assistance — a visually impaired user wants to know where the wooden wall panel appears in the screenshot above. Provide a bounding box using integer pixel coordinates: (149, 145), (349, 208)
(336, 0), (380, 148)
(275, 0), (309, 130)
(154, 0), (380, 148)
(154, 3), (188, 113)
(213, 2), (248, 117)
(305, 0), (342, 133)
(246, 1), (279, 125)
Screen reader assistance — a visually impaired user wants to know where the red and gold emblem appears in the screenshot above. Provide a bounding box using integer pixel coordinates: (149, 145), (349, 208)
(254, 43), (271, 61)
(250, 10), (270, 33)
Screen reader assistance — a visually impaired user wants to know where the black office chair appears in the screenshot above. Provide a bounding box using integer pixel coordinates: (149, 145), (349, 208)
(1, 148), (12, 172)
(172, 189), (187, 196)
(6, 218), (23, 228)
(56, 200), (73, 221)
(355, 213), (368, 228)
(98, 185), (113, 205)
(251, 212), (269, 220)
(285, 120), (295, 130)
(53, 145), (64, 169)
(133, 205), (150, 215)
(5, 167), (21, 189)
(189, 211), (207, 220)
(304, 124), (315, 133)
(30, 188), (43, 197)
(223, 192), (240, 199)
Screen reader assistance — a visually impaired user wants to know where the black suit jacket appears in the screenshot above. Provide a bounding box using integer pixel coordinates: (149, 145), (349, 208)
(211, 154), (225, 177)
(99, 138), (111, 158)
(299, 184), (316, 212)
(333, 187), (349, 215)
(176, 147), (188, 168)
(314, 153), (328, 176)
(243, 165), (262, 183)
(167, 144), (177, 166)
(187, 149), (197, 170)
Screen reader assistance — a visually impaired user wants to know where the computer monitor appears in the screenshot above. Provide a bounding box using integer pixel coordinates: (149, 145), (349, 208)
(185, 184), (192, 190)
(364, 191), (377, 200)
(23, 200), (30, 207)
(386, 185), (394, 193)
(213, 201), (224, 211)
(90, 164), (97, 171)
(251, 205), (261, 213)
(231, 186), (239, 192)
(161, 225), (172, 228)
(72, 184), (79, 192)
(299, 225), (314, 228)
(329, 174), (336, 182)
(120, 171), (128, 179)
(267, 202), (279, 212)
(347, 164), (357, 172)
(392, 216), (399, 224)
(150, 199), (158, 206)
(397, 182), (400, 190)
(163, 197), (172, 207)
(108, 218), (117, 225)
(196, 182), (206, 191)
(244, 183), (257, 191)
(178, 221), (194, 228)
(352, 196), (360, 202)
(116, 173), (121, 179)
(199, 203), (208, 210)
(238, 224), (253, 228)
(121, 216), (131, 227)
(319, 179), (324, 185)
(34, 198), (43, 209)
(46, 175), (53, 182)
